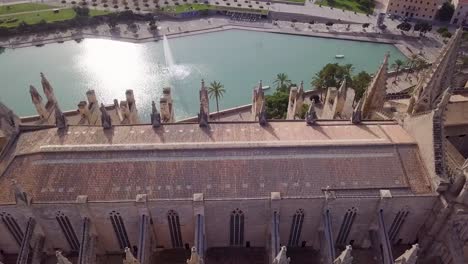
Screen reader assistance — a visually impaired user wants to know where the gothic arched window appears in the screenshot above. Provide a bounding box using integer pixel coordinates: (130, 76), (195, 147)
(0, 212), (23, 246)
(389, 209), (410, 244)
(56, 211), (79, 251)
(336, 207), (357, 246)
(109, 211), (130, 249)
(288, 209), (304, 247)
(229, 208), (244, 246)
(167, 210), (183, 248)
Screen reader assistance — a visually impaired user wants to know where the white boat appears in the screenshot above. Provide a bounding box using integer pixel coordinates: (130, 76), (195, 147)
(262, 86), (270, 90)
(335, 54), (345, 58)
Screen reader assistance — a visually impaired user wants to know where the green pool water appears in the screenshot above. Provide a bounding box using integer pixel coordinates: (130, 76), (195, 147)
(0, 29), (406, 119)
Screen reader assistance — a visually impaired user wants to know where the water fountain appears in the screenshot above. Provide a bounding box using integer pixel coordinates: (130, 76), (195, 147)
(163, 35), (175, 67)
(161, 35), (191, 81)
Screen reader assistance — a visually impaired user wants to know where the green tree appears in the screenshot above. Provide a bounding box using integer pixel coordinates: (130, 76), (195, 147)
(392, 59), (404, 82)
(265, 89), (289, 119)
(311, 63), (353, 100)
(342, 63), (354, 84)
(312, 64), (337, 99)
(208, 81), (225, 117)
(436, 2), (454, 22)
(352, 71), (372, 103)
(273, 73), (291, 91)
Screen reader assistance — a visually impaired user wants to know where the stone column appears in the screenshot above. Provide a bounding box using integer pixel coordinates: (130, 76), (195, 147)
(78, 217), (97, 264)
(16, 217), (36, 264)
(76, 195), (97, 264)
(444, 224), (465, 264)
(320, 189), (336, 264)
(376, 190), (394, 264)
(193, 193), (205, 261)
(136, 194), (152, 264)
(11, 180), (45, 264)
(270, 192), (281, 263)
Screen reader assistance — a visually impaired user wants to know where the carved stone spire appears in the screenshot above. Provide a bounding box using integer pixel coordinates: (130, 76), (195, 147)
(272, 246), (290, 264)
(198, 79), (209, 127)
(160, 87), (175, 123)
(187, 247), (204, 264)
(123, 247), (140, 264)
(332, 78), (348, 118)
(29, 85), (48, 119)
(0, 102), (20, 136)
(100, 103), (112, 129)
(40, 72), (56, 108)
(86, 90), (100, 125)
(394, 244), (418, 264)
(333, 245), (353, 264)
(56, 251), (72, 264)
(259, 99), (267, 126)
(306, 101), (317, 125)
(252, 80), (265, 121)
(125, 89), (139, 124)
(11, 179), (28, 205)
(360, 53), (389, 118)
(54, 104), (68, 130)
(351, 99), (363, 124)
(410, 28), (462, 114)
(151, 101), (161, 128)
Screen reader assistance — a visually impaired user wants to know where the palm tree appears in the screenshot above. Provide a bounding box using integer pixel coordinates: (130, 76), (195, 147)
(208, 81), (226, 118)
(392, 59), (404, 82)
(342, 63), (354, 83)
(273, 73), (291, 91)
(405, 54), (419, 79)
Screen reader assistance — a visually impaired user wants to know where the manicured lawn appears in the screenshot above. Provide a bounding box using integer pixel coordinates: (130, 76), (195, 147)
(0, 3), (56, 15)
(0, 9), (76, 28)
(161, 4), (212, 13)
(0, 8), (111, 28)
(278, 0), (306, 3)
(161, 4), (268, 15)
(315, 0), (371, 14)
(89, 9), (111, 16)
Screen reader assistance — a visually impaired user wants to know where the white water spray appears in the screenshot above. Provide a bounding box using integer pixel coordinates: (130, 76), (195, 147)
(163, 35), (175, 67)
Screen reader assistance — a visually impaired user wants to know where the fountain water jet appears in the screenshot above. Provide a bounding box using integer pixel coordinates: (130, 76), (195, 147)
(163, 35), (175, 67)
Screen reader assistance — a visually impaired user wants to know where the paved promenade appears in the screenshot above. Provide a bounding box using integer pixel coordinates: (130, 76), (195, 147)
(0, 15), (443, 63)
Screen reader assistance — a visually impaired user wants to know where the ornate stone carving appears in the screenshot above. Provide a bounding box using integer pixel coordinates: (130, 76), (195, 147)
(333, 245), (353, 264)
(394, 244), (418, 264)
(198, 79), (209, 127)
(56, 251), (72, 264)
(259, 100), (267, 126)
(11, 179), (28, 205)
(29, 85), (47, 119)
(123, 247), (140, 264)
(351, 99), (363, 124)
(360, 53), (388, 118)
(40, 72), (56, 108)
(55, 104), (68, 130)
(151, 101), (161, 128)
(100, 103), (112, 129)
(272, 246), (290, 264)
(198, 105), (208, 128)
(252, 80), (265, 121)
(410, 28), (462, 114)
(306, 101), (317, 125)
(187, 247), (204, 264)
